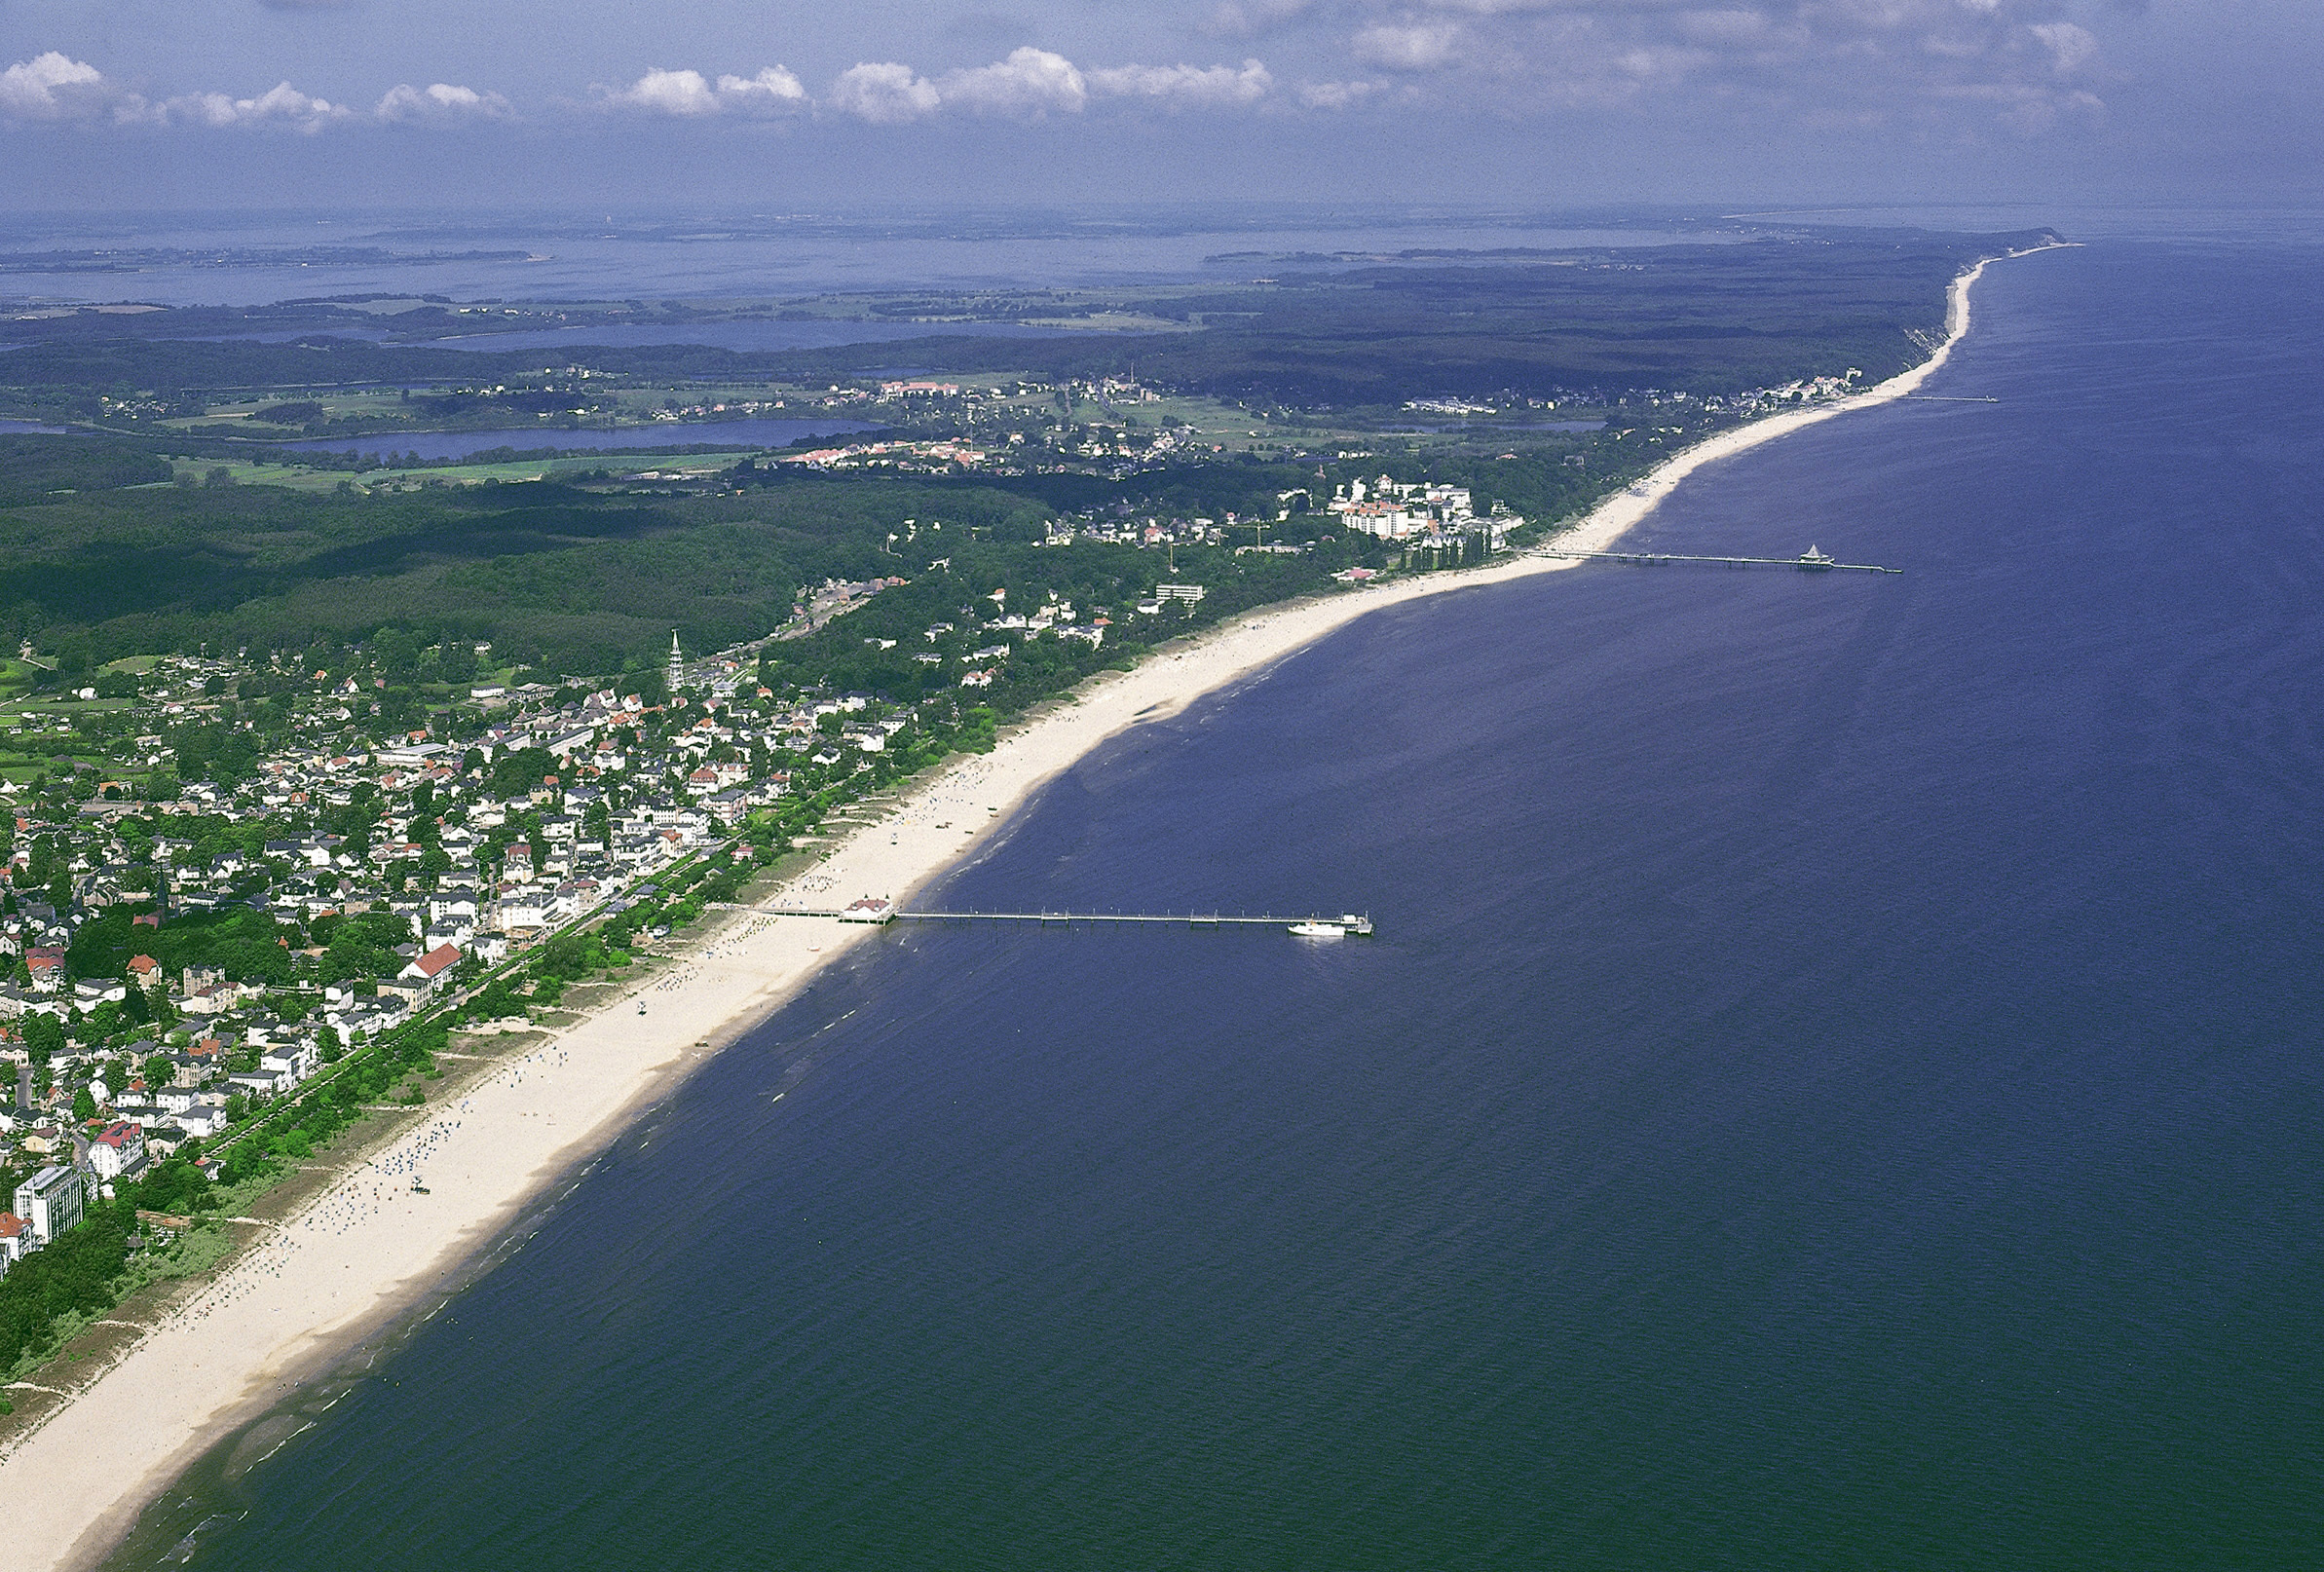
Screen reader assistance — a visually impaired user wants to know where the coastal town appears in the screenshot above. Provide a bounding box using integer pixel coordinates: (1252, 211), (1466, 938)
(0, 295), (1943, 1388)
(0, 430), (1577, 1298)
(0, 580), (1146, 1300)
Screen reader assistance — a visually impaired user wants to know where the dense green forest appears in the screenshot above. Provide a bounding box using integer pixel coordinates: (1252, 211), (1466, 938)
(0, 440), (1639, 676)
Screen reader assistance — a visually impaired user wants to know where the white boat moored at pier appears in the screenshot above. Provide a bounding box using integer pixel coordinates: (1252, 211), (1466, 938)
(1288, 914), (1375, 938)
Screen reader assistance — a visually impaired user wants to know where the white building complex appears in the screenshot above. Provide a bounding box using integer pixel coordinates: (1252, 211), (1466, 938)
(1327, 475), (1517, 548)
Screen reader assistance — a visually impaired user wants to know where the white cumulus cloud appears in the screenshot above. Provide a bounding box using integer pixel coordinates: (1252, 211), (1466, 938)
(937, 48), (1087, 116)
(601, 64), (808, 118)
(377, 82), (512, 122)
(4, 51), (357, 131)
(828, 61), (944, 123)
(611, 66), (723, 117)
(717, 66), (808, 111)
(0, 52), (132, 122)
(829, 50), (1278, 122)
(1088, 59), (1274, 107)
(164, 82), (348, 131)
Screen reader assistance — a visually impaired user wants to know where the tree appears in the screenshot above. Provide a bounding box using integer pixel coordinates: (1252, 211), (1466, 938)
(23, 1013), (63, 1068)
(144, 1052), (173, 1088)
(71, 1085), (96, 1122)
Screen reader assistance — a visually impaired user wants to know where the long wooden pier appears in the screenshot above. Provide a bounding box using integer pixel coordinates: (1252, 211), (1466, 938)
(1537, 547), (1900, 575)
(761, 902), (1370, 934)
(908, 911), (1305, 927)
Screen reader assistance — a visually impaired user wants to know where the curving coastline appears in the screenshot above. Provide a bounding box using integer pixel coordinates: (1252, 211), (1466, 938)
(0, 243), (2046, 1572)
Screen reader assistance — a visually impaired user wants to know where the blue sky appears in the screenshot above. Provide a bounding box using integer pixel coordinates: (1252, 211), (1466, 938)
(0, 2), (2315, 209)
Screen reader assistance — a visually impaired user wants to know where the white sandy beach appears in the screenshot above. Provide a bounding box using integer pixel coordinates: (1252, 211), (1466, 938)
(0, 247), (2028, 1572)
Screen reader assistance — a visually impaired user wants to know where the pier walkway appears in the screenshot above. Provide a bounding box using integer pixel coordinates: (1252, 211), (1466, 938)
(1535, 545), (1900, 574)
(759, 899), (1371, 934)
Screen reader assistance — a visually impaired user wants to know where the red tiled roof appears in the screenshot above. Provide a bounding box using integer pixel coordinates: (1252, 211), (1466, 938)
(412, 943), (463, 978)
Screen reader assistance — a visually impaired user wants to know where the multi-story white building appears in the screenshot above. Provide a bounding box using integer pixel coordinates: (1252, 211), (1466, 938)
(88, 1120), (148, 1182)
(15, 1164), (86, 1247)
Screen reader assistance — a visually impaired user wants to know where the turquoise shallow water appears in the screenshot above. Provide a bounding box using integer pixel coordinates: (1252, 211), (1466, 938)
(110, 240), (2324, 1569)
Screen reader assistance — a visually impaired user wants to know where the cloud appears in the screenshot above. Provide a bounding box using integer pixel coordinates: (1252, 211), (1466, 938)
(376, 82), (511, 123)
(1088, 59), (1274, 108)
(936, 48), (1087, 116)
(1933, 80), (2104, 134)
(1353, 22), (1461, 71)
(0, 52), (140, 123)
(1297, 79), (1381, 110)
(602, 65), (806, 118)
(2026, 21), (2098, 73)
(716, 66), (807, 112)
(164, 82), (349, 131)
(828, 61), (944, 124)
(828, 51), (1278, 122)
(610, 66), (722, 117)
(1206, 0), (1315, 38)
(3, 51), (360, 131)
(1305, 0), (2115, 131)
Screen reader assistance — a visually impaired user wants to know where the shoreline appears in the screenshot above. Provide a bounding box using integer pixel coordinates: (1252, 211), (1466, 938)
(0, 244), (2035, 1572)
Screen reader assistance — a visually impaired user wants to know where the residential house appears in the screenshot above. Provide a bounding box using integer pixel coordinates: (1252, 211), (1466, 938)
(88, 1121), (147, 1182)
(400, 943), (465, 994)
(259, 1043), (319, 1083)
(24, 946), (65, 992)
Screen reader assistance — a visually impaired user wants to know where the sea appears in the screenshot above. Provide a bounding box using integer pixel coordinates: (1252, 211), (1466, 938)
(98, 231), (2324, 1568)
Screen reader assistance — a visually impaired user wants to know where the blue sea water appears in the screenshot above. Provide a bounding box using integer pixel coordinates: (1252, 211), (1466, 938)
(108, 239), (2324, 1568)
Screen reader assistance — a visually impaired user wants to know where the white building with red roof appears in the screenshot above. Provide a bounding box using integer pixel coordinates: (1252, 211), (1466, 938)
(89, 1120), (147, 1182)
(399, 942), (465, 993)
